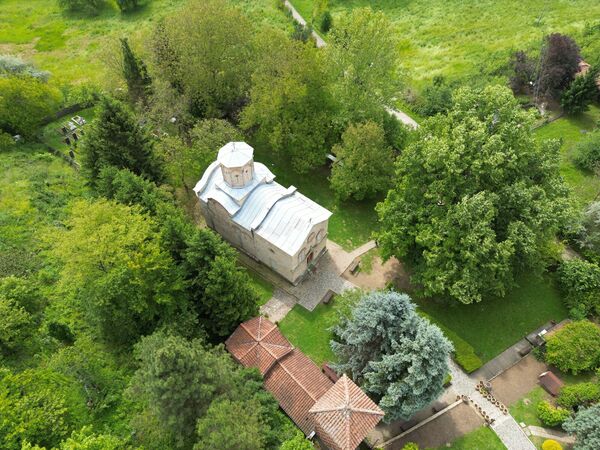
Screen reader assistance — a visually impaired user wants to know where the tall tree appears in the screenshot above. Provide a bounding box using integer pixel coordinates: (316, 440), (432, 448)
(561, 66), (600, 114)
(80, 97), (164, 186)
(121, 38), (152, 103)
(377, 86), (570, 304)
(327, 7), (399, 127)
(331, 291), (452, 421)
(155, 0), (254, 118)
(537, 33), (581, 100)
(128, 331), (243, 449)
(194, 399), (265, 450)
(241, 29), (335, 173)
(49, 199), (182, 346)
(562, 404), (600, 450)
(183, 228), (259, 339)
(330, 121), (395, 200)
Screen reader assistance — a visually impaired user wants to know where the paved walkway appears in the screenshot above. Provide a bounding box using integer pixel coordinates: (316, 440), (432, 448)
(283, 1), (419, 129)
(260, 288), (296, 323)
(448, 360), (536, 450)
(527, 426), (575, 445)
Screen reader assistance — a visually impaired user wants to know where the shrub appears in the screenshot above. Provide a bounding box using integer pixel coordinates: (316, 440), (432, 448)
(542, 440), (563, 450)
(557, 259), (600, 318)
(402, 444), (419, 450)
(57, 0), (104, 15)
(537, 401), (571, 427)
(116, 0), (142, 12)
(578, 201), (600, 264)
(574, 130), (600, 173)
(557, 383), (600, 409)
(509, 50), (536, 95)
(561, 67), (600, 114)
(0, 55), (49, 81)
(416, 76), (453, 116)
(545, 320), (600, 374)
(0, 132), (15, 151)
(320, 11), (333, 33)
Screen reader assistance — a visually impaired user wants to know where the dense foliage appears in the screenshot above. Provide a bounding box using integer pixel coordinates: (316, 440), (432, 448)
(537, 401), (571, 427)
(573, 130), (600, 173)
(331, 291), (453, 421)
(544, 321), (600, 374)
(557, 383), (600, 409)
(377, 86), (570, 304)
(537, 33), (581, 100)
(330, 121), (394, 200)
(558, 259), (600, 318)
(562, 404), (600, 450)
(80, 97), (164, 186)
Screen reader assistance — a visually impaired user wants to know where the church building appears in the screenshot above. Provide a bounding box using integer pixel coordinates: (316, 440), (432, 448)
(194, 142), (332, 285)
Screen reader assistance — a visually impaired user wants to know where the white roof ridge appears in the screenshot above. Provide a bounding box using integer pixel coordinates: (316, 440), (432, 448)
(252, 186), (299, 232)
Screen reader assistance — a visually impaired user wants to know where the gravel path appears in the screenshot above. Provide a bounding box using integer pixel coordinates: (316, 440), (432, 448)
(528, 426), (575, 444)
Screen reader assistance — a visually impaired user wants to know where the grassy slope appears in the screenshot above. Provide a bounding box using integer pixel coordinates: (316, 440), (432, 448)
(535, 106), (600, 207)
(430, 426), (506, 450)
(0, 0), (290, 87)
(293, 0), (600, 87)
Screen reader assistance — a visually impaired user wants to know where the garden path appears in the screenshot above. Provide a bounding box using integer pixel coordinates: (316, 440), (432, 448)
(527, 426), (575, 444)
(449, 360), (537, 450)
(283, 1), (419, 129)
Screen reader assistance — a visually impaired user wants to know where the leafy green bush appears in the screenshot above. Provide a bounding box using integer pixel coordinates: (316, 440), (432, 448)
(574, 130), (600, 173)
(402, 444), (419, 450)
(320, 11), (333, 33)
(537, 401), (571, 427)
(57, 0), (104, 15)
(415, 76), (453, 116)
(557, 383), (600, 409)
(0, 132), (15, 151)
(545, 320), (600, 374)
(557, 259), (600, 318)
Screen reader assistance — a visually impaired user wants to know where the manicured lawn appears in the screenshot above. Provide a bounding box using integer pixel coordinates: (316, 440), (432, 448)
(415, 273), (569, 364)
(247, 270), (274, 306)
(278, 301), (340, 366)
(0, 0), (289, 86)
(253, 143), (380, 251)
(430, 426), (506, 450)
(509, 386), (551, 427)
(290, 0), (600, 87)
(535, 105), (600, 207)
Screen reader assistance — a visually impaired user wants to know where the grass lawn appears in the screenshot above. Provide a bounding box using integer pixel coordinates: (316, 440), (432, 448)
(0, 0), (289, 87)
(509, 386), (551, 427)
(247, 270), (274, 306)
(430, 426), (506, 450)
(290, 0), (600, 88)
(278, 301), (339, 366)
(415, 273), (568, 364)
(253, 143), (380, 251)
(535, 105), (600, 208)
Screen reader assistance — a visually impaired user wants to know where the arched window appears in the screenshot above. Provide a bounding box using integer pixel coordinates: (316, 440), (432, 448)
(308, 232), (315, 244)
(299, 248), (307, 262)
(316, 229), (324, 242)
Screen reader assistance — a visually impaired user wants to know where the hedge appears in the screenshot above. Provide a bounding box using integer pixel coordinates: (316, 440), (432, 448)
(420, 311), (483, 373)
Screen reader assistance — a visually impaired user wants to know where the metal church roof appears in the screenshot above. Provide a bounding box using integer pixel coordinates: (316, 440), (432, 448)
(217, 141), (254, 168)
(194, 143), (332, 256)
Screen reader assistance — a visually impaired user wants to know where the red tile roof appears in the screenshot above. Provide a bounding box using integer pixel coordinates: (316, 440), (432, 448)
(265, 349), (333, 434)
(225, 316), (293, 375)
(309, 375), (384, 450)
(226, 318), (383, 449)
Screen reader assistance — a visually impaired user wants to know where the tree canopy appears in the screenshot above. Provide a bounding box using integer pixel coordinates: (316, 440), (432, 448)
(544, 320), (600, 374)
(331, 290), (452, 421)
(377, 85), (570, 304)
(563, 404), (600, 450)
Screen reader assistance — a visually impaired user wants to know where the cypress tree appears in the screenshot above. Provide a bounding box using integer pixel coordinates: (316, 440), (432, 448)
(121, 38), (152, 103)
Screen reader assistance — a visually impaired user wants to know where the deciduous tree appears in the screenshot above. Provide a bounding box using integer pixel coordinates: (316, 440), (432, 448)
(537, 33), (581, 100)
(241, 29), (335, 173)
(545, 321), (600, 374)
(330, 121), (394, 200)
(377, 86), (570, 304)
(331, 291), (452, 421)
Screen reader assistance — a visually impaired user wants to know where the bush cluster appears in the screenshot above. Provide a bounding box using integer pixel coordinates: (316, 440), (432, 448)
(537, 401), (571, 427)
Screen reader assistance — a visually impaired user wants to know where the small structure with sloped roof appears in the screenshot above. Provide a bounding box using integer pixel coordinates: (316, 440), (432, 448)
(226, 317), (384, 450)
(194, 142), (332, 285)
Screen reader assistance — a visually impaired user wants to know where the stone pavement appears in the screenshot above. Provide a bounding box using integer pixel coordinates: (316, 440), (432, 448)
(527, 426), (575, 445)
(448, 360), (536, 450)
(260, 288), (296, 323)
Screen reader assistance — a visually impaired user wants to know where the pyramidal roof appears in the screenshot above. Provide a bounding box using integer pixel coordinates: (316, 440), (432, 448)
(225, 316), (293, 375)
(309, 374), (384, 450)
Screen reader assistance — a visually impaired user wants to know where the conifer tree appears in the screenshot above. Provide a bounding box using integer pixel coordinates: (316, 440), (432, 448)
(80, 96), (164, 186)
(121, 38), (152, 103)
(331, 291), (453, 421)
